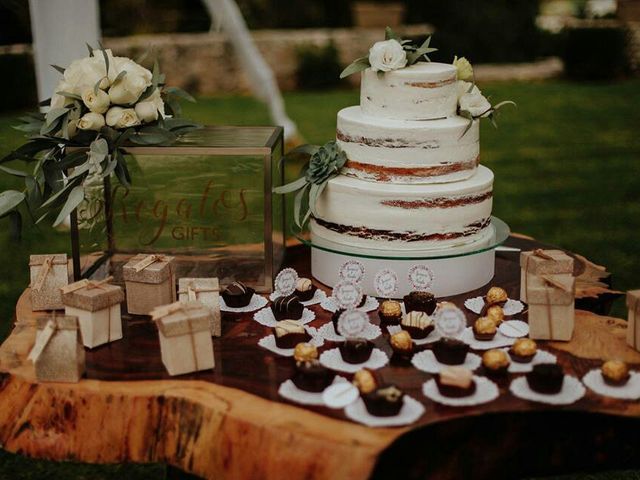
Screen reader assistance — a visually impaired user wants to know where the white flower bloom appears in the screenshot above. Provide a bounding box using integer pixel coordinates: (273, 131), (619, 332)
(105, 106), (140, 129)
(458, 82), (492, 118)
(77, 112), (106, 131)
(134, 88), (164, 122)
(50, 80), (75, 109)
(64, 56), (108, 95)
(368, 39), (407, 73)
(81, 88), (110, 114)
(453, 56), (474, 81)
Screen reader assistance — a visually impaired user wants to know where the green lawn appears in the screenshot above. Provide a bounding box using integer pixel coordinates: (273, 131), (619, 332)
(1, 80), (639, 478)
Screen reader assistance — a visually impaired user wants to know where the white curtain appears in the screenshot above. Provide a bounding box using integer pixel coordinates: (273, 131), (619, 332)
(29, 0), (101, 104)
(201, 0), (299, 140)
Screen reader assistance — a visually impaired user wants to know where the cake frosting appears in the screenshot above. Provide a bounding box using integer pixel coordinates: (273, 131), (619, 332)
(360, 63), (458, 121)
(337, 106), (479, 184)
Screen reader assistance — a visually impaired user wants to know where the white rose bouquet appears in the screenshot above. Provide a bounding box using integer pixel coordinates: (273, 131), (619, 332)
(0, 45), (199, 231)
(340, 27), (437, 78)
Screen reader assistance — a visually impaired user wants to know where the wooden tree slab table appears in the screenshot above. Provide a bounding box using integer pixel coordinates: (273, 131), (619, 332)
(1, 237), (639, 480)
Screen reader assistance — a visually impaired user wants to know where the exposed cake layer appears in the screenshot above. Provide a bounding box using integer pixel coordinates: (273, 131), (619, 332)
(336, 106), (479, 184)
(312, 166), (494, 251)
(360, 63), (458, 121)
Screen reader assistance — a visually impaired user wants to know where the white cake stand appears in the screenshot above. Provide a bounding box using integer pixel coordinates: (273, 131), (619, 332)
(299, 217), (510, 298)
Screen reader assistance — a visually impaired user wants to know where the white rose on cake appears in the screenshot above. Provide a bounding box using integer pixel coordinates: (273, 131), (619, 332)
(457, 81), (492, 118)
(81, 88), (110, 114)
(134, 89), (165, 122)
(453, 56), (473, 82)
(368, 39), (407, 72)
(77, 112), (106, 131)
(105, 106), (140, 129)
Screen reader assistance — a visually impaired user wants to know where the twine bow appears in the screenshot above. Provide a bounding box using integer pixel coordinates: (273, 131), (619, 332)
(28, 312), (61, 362)
(32, 256), (53, 292)
(61, 276), (116, 342)
(132, 254), (170, 272)
(177, 281), (218, 302)
(152, 302), (203, 371)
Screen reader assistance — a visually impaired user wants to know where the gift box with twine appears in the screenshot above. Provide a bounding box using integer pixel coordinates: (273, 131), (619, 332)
(526, 273), (575, 341)
(123, 254), (176, 315)
(627, 290), (640, 352)
(28, 314), (85, 383)
(29, 254), (70, 311)
(520, 249), (574, 303)
(61, 276), (124, 348)
(178, 277), (221, 337)
(151, 301), (215, 376)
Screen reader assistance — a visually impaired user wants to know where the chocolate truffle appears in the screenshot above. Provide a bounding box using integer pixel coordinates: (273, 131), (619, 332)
(432, 337), (470, 365)
(482, 349), (510, 378)
(362, 385), (405, 417)
(378, 300), (402, 325)
(389, 330), (414, 365)
(294, 342), (318, 362)
(485, 305), (505, 325)
(273, 319), (311, 348)
(526, 363), (564, 394)
(509, 338), (538, 363)
(601, 360), (630, 386)
(473, 316), (497, 341)
(401, 311), (434, 339)
(436, 367), (477, 398)
(353, 368), (378, 394)
(291, 359), (335, 393)
(293, 277), (317, 302)
(221, 281), (255, 308)
(271, 295), (304, 320)
(339, 339), (374, 364)
(403, 291), (437, 315)
(486, 286), (508, 306)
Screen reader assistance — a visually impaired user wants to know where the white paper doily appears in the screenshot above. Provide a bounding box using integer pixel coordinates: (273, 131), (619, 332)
(582, 369), (640, 400)
(460, 327), (516, 350)
(464, 296), (525, 316)
(278, 376), (347, 406)
(320, 296), (379, 313)
(502, 348), (557, 373)
(387, 325), (442, 345)
(344, 396), (425, 428)
(253, 306), (316, 327)
(317, 322), (382, 342)
(257, 328), (324, 357)
(499, 320), (530, 338)
(422, 376), (499, 407)
(319, 347), (389, 373)
(509, 375), (586, 405)
(412, 350), (481, 374)
(269, 289), (327, 306)
(220, 294), (268, 313)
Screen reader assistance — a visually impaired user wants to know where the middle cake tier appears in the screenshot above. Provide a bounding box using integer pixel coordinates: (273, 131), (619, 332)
(311, 165), (494, 251)
(336, 106), (480, 184)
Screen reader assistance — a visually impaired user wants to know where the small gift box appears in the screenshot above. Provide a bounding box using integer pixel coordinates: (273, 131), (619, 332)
(28, 314), (85, 383)
(520, 249), (574, 303)
(151, 301), (215, 376)
(29, 254), (70, 311)
(627, 290), (640, 351)
(61, 277), (124, 348)
(123, 254), (176, 315)
(526, 273), (575, 341)
(178, 278), (221, 337)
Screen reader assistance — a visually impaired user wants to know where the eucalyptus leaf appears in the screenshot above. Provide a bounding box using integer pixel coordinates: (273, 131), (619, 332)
(273, 176), (307, 195)
(293, 184), (310, 228)
(339, 56), (370, 79)
(0, 165), (28, 177)
(45, 108), (69, 127)
(164, 86), (196, 103)
(492, 100), (517, 111)
(57, 91), (82, 101)
(40, 177), (81, 208)
(50, 64), (66, 74)
(90, 137), (109, 157)
(0, 190), (26, 217)
(58, 150), (90, 170)
(53, 185), (84, 226)
(112, 70), (127, 85)
(86, 43), (94, 55)
(67, 161), (91, 180)
(102, 158), (118, 178)
(385, 27), (399, 41)
(98, 43), (110, 74)
(129, 127), (177, 146)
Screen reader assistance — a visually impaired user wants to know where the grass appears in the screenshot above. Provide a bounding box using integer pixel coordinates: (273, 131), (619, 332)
(0, 80), (639, 478)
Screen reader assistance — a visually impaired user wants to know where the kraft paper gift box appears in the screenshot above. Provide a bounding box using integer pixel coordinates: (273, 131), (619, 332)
(61, 277), (124, 348)
(527, 273), (575, 341)
(28, 315), (85, 383)
(627, 290), (640, 352)
(520, 249), (574, 303)
(29, 254), (70, 311)
(177, 278), (221, 337)
(151, 301), (215, 376)
(123, 254), (176, 315)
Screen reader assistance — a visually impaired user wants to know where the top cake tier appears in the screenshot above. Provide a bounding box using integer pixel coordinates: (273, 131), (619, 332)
(360, 62), (458, 121)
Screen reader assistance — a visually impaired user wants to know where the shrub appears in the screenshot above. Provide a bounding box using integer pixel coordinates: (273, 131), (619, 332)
(296, 42), (342, 90)
(562, 26), (628, 80)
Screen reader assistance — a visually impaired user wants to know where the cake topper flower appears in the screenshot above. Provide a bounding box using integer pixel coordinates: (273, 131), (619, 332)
(273, 141), (346, 228)
(340, 27), (437, 78)
(0, 44), (200, 233)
